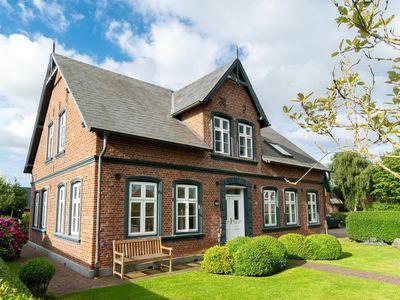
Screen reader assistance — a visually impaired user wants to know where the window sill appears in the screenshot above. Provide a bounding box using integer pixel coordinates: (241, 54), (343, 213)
(308, 223), (321, 228)
(125, 233), (158, 240)
(44, 158), (53, 165)
(162, 233), (205, 240)
(31, 227), (46, 233)
(262, 226), (280, 231)
(210, 153), (258, 165)
(54, 233), (80, 243)
(55, 150), (65, 159)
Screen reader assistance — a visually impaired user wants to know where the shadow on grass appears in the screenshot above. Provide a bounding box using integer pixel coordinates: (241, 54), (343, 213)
(340, 252), (352, 259)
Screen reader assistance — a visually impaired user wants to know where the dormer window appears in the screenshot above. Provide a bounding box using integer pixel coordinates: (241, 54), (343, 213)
(238, 123), (253, 159)
(213, 116), (230, 155)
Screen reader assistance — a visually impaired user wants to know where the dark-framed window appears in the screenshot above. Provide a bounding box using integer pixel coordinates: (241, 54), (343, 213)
(284, 189), (298, 225)
(262, 187), (278, 227)
(213, 115), (231, 155)
(57, 109), (66, 153)
(173, 180), (202, 234)
(40, 189), (48, 229)
(33, 192), (40, 228)
(238, 122), (253, 159)
(46, 122), (54, 160)
(307, 191), (319, 224)
(55, 183), (66, 234)
(69, 179), (82, 237)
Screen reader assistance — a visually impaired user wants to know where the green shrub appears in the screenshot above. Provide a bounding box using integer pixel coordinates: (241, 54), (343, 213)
(225, 236), (252, 253)
(0, 257), (33, 299)
(330, 212), (347, 225)
(234, 235), (287, 276)
(278, 233), (307, 259)
(20, 212), (30, 235)
(19, 258), (55, 299)
(201, 246), (234, 275)
(369, 202), (400, 211)
(347, 211), (400, 243)
(305, 234), (342, 260)
(0, 218), (29, 260)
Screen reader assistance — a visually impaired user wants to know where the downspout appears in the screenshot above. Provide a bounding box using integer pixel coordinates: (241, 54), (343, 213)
(95, 132), (108, 277)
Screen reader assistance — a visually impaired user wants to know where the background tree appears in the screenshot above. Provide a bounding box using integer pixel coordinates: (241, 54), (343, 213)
(330, 151), (373, 210)
(283, 0), (400, 179)
(0, 176), (27, 218)
(371, 150), (400, 203)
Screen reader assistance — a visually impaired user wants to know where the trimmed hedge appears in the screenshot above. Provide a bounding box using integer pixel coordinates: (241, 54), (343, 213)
(0, 257), (34, 300)
(278, 233), (307, 259)
(201, 246), (234, 274)
(225, 236), (252, 253)
(234, 236), (287, 276)
(305, 234), (342, 260)
(347, 211), (400, 244)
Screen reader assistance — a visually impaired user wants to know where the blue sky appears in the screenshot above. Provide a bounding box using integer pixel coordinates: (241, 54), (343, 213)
(0, 0), (398, 186)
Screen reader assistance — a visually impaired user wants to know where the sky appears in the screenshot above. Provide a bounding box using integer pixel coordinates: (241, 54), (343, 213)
(0, 0), (398, 186)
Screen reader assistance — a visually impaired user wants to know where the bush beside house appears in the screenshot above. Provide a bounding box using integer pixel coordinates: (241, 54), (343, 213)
(201, 246), (234, 275)
(278, 233), (307, 259)
(305, 234), (342, 260)
(0, 257), (34, 300)
(0, 218), (28, 260)
(347, 211), (400, 244)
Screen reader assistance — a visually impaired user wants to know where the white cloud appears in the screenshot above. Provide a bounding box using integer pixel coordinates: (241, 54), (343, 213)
(31, 0), (69, 32)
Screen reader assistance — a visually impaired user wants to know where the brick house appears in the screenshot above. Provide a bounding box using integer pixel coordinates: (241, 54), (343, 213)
(24, 53), (330, 277)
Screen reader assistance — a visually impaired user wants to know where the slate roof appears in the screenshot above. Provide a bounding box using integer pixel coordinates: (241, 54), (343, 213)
(53, 53), (209, 150)
(261, 127), (329, 171)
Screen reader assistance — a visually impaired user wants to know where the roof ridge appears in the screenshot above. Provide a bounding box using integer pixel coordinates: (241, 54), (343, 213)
(53, 53), (173, 93)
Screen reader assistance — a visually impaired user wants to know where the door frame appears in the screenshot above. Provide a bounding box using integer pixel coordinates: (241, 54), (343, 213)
(225, 187), (245, 241)
(219, 177), (253, 244)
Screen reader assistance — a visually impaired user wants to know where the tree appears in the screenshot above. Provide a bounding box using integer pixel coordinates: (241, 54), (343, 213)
(283, 0), (400, 179)
(371, 150), (400, 203)
(330, 151), (373, 210)
(0, 176), (27, 218)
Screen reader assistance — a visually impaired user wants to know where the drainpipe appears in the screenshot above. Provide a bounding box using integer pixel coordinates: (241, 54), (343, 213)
(95, 132), (108, 277)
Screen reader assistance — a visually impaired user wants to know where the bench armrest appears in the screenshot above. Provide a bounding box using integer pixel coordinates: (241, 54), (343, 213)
(161, 246), (173, 255)
(113, 251), (124, 258)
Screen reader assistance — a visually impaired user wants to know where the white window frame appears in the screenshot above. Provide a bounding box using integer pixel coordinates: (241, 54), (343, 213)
(58, 111), (66, 153)
(41, 190), (48, 229)
(307, 192), (319, 224)
(175, 184), (198, 233)
(70, 181), (81, 236)
(213, 116), (230, 155)
(238, 123), (253, 159)
(285, 191), (298, 225)
(128, 181), (157, 236)
(263, 189), (277, 227)
(33, 193), (39, 228)
(46, 123), (54, 159)
(56, 185), (66, 234)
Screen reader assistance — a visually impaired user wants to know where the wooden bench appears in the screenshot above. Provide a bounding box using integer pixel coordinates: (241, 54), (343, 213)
(112, 237), (173, 279)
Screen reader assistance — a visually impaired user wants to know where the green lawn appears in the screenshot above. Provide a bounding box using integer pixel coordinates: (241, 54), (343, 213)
(5, 260), (22, 276)
(60, 267), (400, 300)
(312, 238), (400, 277)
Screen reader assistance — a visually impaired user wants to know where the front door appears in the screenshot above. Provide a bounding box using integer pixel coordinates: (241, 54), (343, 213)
(225, 190), (245, 241)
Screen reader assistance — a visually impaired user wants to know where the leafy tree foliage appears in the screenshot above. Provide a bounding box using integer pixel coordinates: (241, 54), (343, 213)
(0, 177), (26, 218)
(283, 0), (400, 179)
(330, 151), (373, 210)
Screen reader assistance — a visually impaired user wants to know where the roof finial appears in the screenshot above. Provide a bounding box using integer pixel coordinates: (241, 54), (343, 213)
(235, 44), (239, 60)
(52, 40), (55, 53)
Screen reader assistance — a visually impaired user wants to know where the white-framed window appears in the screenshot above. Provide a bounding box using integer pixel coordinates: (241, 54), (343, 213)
(263, 189), (277, 227)
(285, 191), (298, 225)
(307, 192), (319, 224)
(238, 123), (253, 159)
(41, 190), (48, 229)
(128, 182), (157, 236)
(33, 192), (39, 227)
(213, 116), (230, 155)
(176, 184), (198, 233)
(56, 185), (66, 234)
(70, 181), (81, 236)
(46, 123), (54, 159)
(58, 111), (66, 153)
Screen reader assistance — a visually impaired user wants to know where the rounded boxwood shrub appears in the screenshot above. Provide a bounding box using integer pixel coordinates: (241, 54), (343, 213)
(225, 236), (252, 253)
(234, 235), (287, 276)
(19, 258), (55, 299)
(278, 233), (307, 259)
(0, 218), (29, 261)
(305, 234), (342, 260)
(201, 246), (234, 274)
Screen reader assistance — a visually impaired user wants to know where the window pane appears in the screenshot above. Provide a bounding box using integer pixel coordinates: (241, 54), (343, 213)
(131, 184), (141, 198)
(246, 126), (251, 135)
(145, 185), (155, 198)
(215, 140), (221, 152)
(131, 202), (140, 217)
(239, 125), (244, 134)
(189, 216), (196, 229)
(188, 187), (196, 199)
(214, 117), (220, 128)
(223, 132), (229, 144)
(215, 130), (221, 142)
(145, 202), (154, 217)
(239, 136), (245, 147)
(178, 203), (185, 216)
(177, 187), (185, 199)
(145, 217), (154, 232)
(234, 200), (239, 220)
(189, 202), (196, 215)
(178, 216), (185, 230)
(222, 120), (228, 130)
(131, 218), (140, 233)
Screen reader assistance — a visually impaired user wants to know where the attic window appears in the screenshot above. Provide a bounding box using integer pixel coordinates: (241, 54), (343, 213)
(267, 142), (292, 157)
